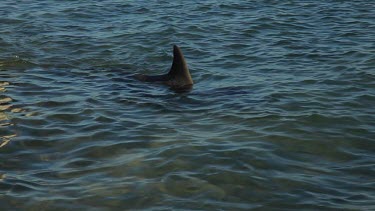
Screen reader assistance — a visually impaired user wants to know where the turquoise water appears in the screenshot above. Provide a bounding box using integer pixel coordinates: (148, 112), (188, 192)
(1, 1), (374, 210)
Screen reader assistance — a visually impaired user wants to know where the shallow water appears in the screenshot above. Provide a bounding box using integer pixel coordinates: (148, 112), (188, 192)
(1, 1), (374, 210)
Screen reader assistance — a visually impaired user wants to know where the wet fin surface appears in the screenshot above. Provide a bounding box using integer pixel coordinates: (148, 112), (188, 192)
(134, 45), (193, 91)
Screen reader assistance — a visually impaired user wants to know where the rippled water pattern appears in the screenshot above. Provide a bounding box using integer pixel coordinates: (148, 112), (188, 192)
(1, 1), (374, 210)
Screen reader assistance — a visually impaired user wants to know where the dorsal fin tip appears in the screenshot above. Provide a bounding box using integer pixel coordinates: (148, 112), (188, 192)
(173, 45), (181, 55)
(173, 44), (178, 50)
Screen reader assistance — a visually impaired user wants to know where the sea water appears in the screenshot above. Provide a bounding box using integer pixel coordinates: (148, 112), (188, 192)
(0, 1), (374, 210)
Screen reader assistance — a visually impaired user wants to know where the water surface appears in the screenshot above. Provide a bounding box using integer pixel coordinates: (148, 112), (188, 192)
(1, 1), (374, 210)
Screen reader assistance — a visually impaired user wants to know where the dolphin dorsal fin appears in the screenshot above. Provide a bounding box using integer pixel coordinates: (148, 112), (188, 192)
(134, 45), (194, 91)
(167, 45), (193, 87)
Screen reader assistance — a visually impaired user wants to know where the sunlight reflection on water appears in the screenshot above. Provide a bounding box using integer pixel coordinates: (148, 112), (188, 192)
(0, 81), (16, 148)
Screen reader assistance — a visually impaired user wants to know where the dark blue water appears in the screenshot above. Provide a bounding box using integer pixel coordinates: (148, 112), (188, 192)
(1, 1), (374, 210)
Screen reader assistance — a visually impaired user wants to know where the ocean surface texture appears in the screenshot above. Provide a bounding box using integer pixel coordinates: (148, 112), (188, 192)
(1, 1), (374, 210)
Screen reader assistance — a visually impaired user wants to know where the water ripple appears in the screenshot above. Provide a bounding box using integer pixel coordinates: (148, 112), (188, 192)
(0, 0), (374, 210)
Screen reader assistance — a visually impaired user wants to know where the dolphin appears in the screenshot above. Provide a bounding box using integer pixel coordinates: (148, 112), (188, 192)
(134, 45), (193, 91)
